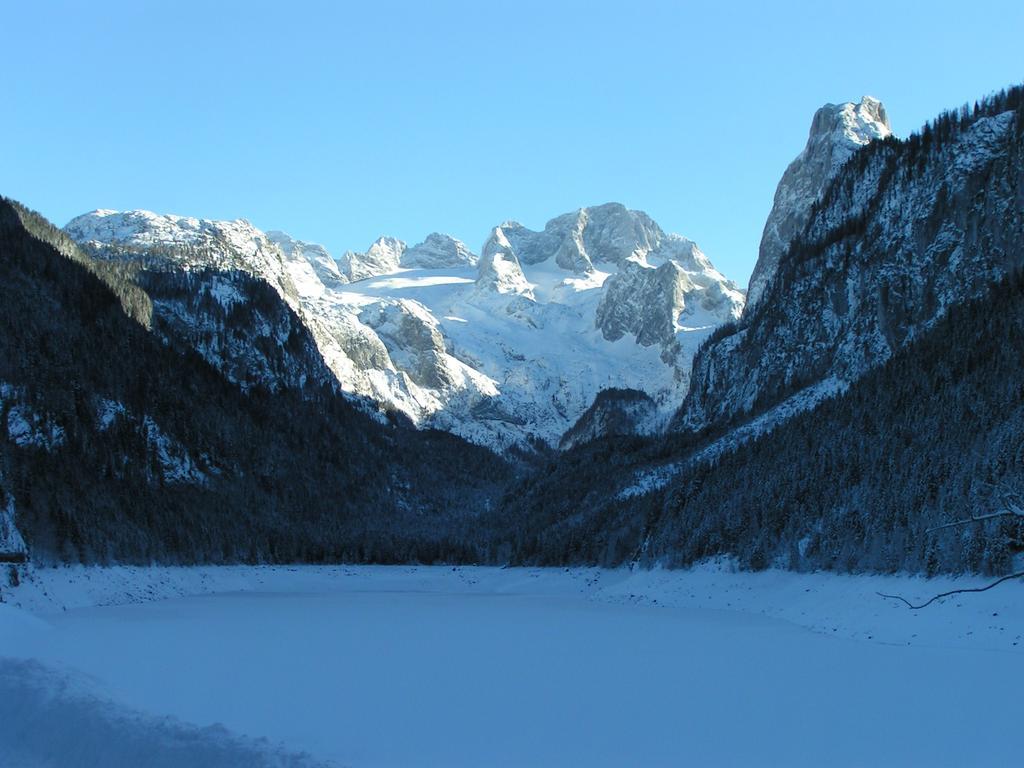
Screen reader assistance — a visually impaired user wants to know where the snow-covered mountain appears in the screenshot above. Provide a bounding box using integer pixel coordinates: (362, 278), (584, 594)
(677, 93), (1024, 434)
(66, 203), (743, 450)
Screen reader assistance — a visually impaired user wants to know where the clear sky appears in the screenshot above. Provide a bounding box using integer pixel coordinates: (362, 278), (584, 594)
(3, 1), (1022, 285)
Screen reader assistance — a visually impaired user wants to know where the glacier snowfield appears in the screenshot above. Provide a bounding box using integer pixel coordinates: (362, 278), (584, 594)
(1, 564), (1021, 767)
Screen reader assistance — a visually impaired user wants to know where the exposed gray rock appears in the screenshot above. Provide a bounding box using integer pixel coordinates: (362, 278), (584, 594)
(596, 261), (689, 347)
(475, 227), (534, 297)
(339, 236), (406, 282)
(267, 230), (347, 289)
(596, 248), (743, 350)
(359, 300), (453, 390)
(402, 233), (477, 269)
(328, 313), (393, 371)
(746, 97), (891, 310)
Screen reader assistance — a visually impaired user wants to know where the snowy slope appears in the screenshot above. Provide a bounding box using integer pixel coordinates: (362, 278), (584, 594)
(66, 203), (743, 450)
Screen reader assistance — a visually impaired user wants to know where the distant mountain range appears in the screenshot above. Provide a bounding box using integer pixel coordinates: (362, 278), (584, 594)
(64, 202), (744, 451)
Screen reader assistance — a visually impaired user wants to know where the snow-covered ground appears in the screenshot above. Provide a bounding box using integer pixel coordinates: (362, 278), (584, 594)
(1, 563), (1021, 767)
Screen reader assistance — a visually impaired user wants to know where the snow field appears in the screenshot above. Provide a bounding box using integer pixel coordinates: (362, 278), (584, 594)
(2, 562), (1021, 767)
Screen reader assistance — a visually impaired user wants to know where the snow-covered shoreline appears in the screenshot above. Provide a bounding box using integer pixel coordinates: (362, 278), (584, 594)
(5, 561), (1023, 652)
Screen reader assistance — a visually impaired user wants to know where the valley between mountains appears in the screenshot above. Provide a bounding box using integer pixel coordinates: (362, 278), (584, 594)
(6, 2), (1024, 764)
(2, 85), (1024, 577)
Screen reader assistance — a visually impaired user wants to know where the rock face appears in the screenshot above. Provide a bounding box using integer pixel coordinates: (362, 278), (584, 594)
(597, 255), (742, 351)
(339, 236), (405, 282)
(676, 97), (1024, 434)
(475, 227), (535, 298)
(597, 261), (687, 347)
(359, 300), (457, 391)
(65, 201), (743, 450)
(338, 233), (478, 279)
(746, 97), (892, 310)
(402, 233), (477, 269)
(268, 231), (347, 292)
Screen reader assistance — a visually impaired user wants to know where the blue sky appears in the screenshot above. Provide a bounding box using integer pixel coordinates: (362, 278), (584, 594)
(3, 1), (1022, 284)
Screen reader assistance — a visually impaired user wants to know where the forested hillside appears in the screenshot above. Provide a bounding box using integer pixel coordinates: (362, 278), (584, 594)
(500, 271), (1024, 574)
(678, 85), (1024, 433)
(0, 198), (510, 565)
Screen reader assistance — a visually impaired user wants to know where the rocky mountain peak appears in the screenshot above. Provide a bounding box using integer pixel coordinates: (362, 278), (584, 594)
(476, 226), (534, 297)
(340, 236), (407, 282)
(402, 232), (478, 269)
(746, 96), (892, 310)
(267, 230), (346, 291)
(498, 203), (668, 273)
(678, 90), (1023, 436)
(809, 97), (891, 155)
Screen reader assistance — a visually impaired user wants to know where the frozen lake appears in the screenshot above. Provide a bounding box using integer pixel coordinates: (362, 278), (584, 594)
(1, 565), (1022, 767)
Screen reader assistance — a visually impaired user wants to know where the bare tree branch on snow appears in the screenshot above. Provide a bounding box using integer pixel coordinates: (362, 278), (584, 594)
(877, 571), (1024, 609)
(925, 484), (1024, 533)
(880, 483), (1024, 608)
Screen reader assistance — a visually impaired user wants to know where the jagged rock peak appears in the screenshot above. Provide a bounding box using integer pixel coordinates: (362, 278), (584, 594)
(340, 236), (406, 282)
(485, 202), (669, 274)
(475, 226), (534, 297)
(746, 96), (892, 310)
(811, 96), (892, 158)
(596, 261), (688, 347)
(267, 230), (347, 288)
(677, 90), (1023, 436)
(402, 232), (478, 269)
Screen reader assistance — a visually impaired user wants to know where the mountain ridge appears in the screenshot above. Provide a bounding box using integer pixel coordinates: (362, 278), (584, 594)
(66, 201), (744, 451)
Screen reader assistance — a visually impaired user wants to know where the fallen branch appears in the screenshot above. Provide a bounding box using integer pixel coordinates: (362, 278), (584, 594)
(927, 485), (1024, 533)
(877, 571), (1024, 609)
(927, 508), (1024, 533)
